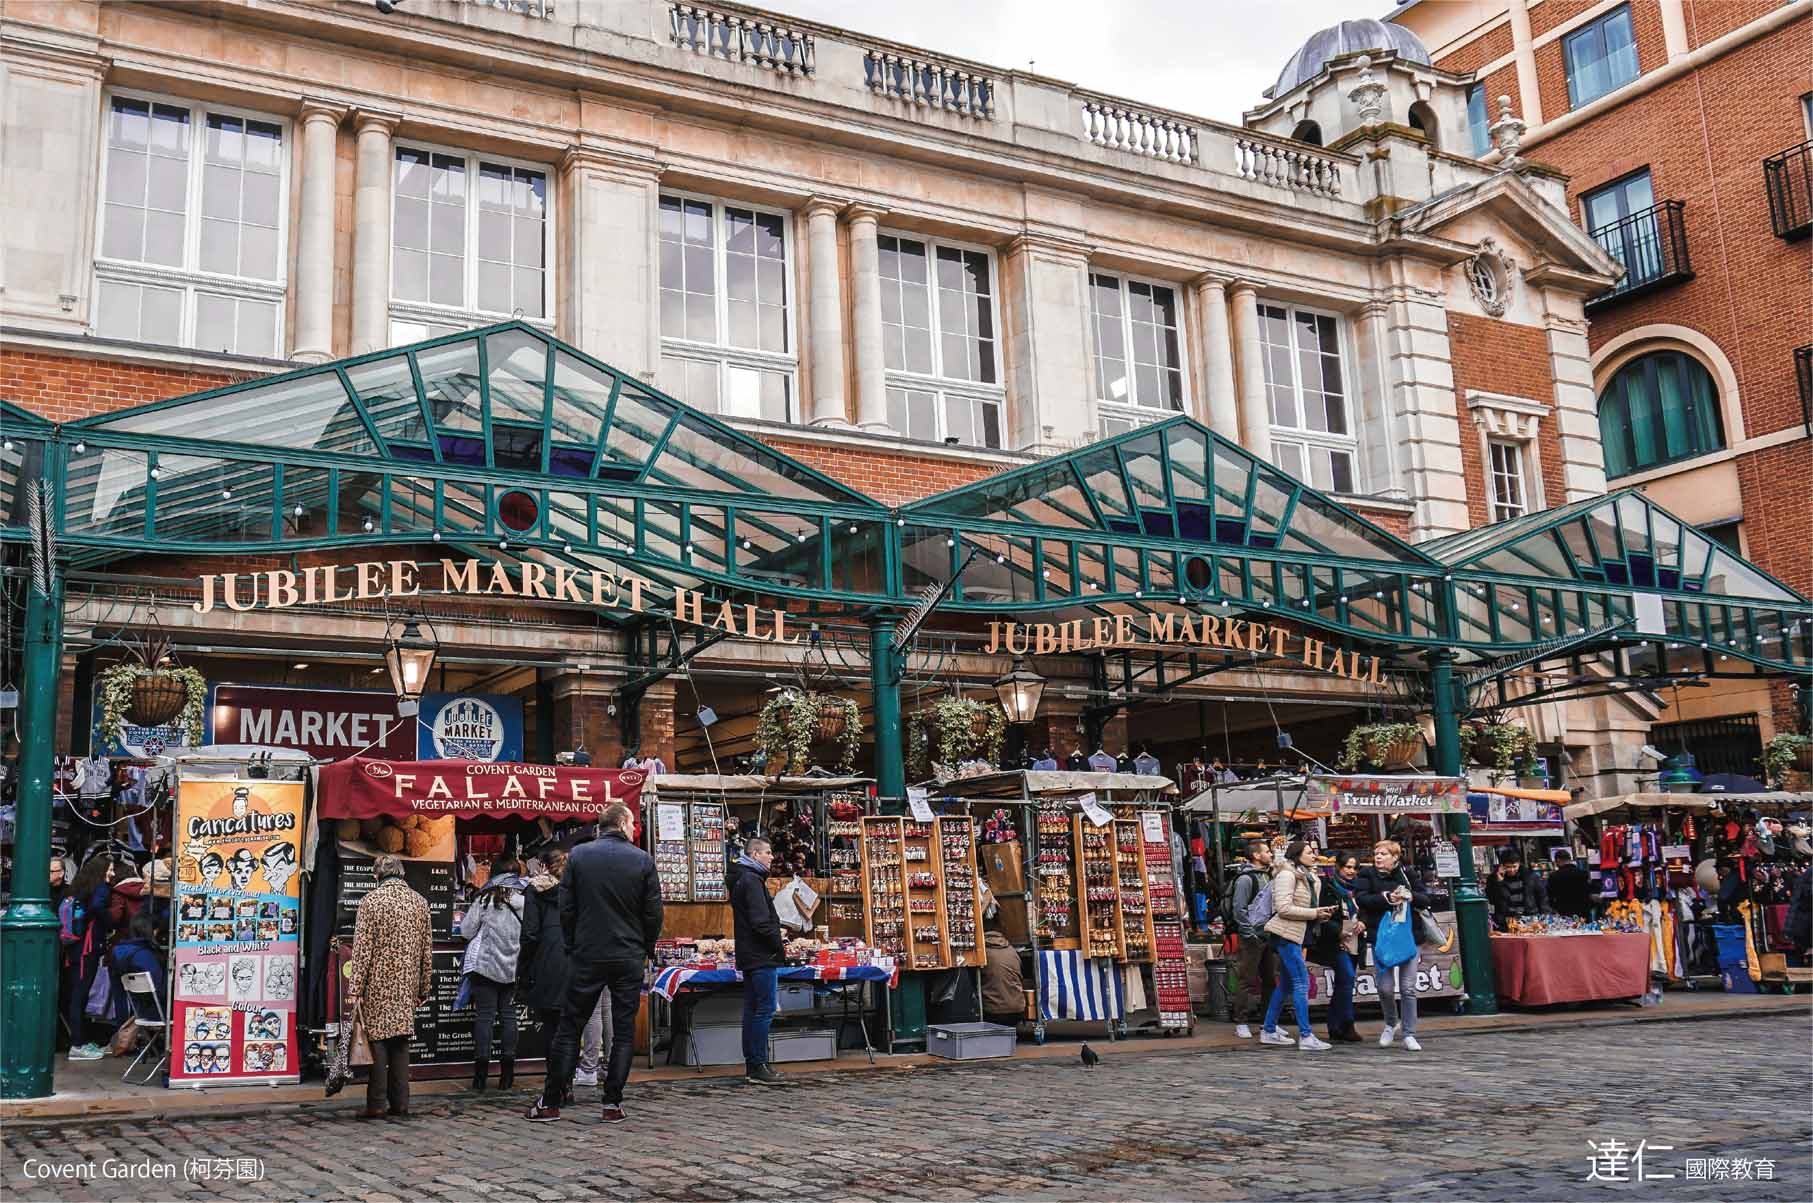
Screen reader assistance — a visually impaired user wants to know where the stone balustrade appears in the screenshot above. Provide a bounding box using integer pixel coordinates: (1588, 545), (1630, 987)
(863, 50), (995, 119)
(1079, 96), (1197, 165)
(670, 3), (816, 75)
(1232, 134), (1344, 197)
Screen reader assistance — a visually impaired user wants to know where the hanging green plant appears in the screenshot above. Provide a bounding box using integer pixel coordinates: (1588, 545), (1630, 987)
(95, 661), (207, 747)
(911, 696), (1007, 773)
(1760, 733), (1812, 788)
(754, 689), (862, 775)
(1471, 720), (1536, 773)
(1336, 722), (1425, 770)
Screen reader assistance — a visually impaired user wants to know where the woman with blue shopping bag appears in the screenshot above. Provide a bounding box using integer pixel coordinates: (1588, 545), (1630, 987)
(1258, 839), (1340, 1051)
(1353, 839), (1435, 1052)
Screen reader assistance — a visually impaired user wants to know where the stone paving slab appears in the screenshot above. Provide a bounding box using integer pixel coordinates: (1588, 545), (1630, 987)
(4, 990), (1800, 1126)
(3, 1014), (1808, 1202)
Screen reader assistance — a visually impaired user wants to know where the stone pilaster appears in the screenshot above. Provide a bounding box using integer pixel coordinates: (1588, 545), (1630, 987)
(802, 197), (850, 425)
(1190, 273), (1240, 440)
(349, 110), (399, 355)
(291, 100), (345, 363)
(844, 204), (889, 431)
(1001, 232), (1094, 451)
(561, 140), (663, 382)
(1541, 296), (1609, 500)
(1374, 279), (1470, 538)
(1228, 282), (1274, 464)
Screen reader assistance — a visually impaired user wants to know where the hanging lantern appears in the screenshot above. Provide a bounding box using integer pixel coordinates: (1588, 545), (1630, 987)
(992, 658), (1045, 725)
(384, 619), (439, 716)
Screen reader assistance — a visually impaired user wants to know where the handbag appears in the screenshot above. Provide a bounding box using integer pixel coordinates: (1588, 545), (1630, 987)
(1414, 907), (1452, 951)
(1374, 903), (1416, 969)
(348, 1008), (374, 1067)
(1340, 916), (1364, 956)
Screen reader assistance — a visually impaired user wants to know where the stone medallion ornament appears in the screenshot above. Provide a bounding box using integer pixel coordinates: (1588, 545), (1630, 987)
(1468, 238), (1518, 317)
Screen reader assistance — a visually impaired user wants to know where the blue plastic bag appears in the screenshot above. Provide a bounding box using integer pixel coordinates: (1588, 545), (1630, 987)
(1375, 904), (1416, 969)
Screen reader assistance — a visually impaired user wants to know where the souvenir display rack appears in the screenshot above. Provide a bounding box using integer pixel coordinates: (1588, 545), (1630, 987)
(1076, 815), (1122, 958)
(902, 818), (947, 970)
(1137, 809), (1193, 1031)
(1035, 801), (1079, 947)
(688, 801), (728, 901)
(937, 815), (985, 968)
(1113, 817), (1154, 962)
(859, 817), (907, 959)
(824, 792), (867, 941)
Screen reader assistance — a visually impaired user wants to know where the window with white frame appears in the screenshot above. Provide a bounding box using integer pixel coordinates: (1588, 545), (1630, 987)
(656, 194), (794, 423)
(1487, 438), (1529, 522)
(1258, 303), (1357, 493)
(878, 233), (1003, 448)
(389, 146), (550, 345)
(94, 94), (287, 358)
(1091, 272), (1185, 436)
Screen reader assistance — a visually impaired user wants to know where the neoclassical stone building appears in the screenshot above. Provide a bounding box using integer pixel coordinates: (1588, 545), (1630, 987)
(6, 1), (1703, 791)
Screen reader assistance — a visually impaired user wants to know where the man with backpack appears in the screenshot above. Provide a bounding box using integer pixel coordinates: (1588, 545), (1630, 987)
(1224, 839), (1277, 1040)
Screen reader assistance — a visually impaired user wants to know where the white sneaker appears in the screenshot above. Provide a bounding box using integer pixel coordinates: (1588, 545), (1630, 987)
(1379, 1025), (1397, 1048)
(1258, 1028), (1293, 1046)
(1297, 1034), (1331, 1051)
(1402, 1035), (1422, 1052)
(572, 1069), (598, 1087)
(1234, 1024), (1253, 1039)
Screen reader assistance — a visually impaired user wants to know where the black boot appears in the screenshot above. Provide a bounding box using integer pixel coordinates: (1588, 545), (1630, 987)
(472, 1058), (489, 1092)
(498, 1057), (515, 1091)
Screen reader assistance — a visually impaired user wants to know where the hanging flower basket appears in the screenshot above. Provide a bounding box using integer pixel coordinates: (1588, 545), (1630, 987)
(129, 673), (189, 727)
(756, 689), (862, 776)
(1337, 722), (1424, 770)
(95, 662), (208, 747)
(1760, 734), (1813, 787)
(909, 697), (1008, 778)
(1470, 720), (1536, 773)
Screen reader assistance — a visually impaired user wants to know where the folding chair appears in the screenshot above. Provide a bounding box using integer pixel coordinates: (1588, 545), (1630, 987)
(119, 972), (170, 1085)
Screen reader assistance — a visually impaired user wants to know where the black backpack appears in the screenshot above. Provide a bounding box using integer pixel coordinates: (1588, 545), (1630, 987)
(1221, 868), (1260, 931)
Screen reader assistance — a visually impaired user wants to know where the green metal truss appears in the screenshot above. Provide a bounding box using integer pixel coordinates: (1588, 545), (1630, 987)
(4, 326), (1809, 672)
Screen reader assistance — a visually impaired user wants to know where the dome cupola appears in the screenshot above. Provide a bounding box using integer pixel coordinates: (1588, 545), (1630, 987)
(1269, 18), (1431, 99)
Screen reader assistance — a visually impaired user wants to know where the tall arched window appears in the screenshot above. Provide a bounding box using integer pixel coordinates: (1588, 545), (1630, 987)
(1407, 101), (1440, 151)
(1597, 350), (1725, 477)
(1291, 120), (1323, 146)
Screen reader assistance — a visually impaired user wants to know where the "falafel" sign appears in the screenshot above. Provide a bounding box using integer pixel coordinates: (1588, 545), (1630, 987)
(317, 757), (648, 822)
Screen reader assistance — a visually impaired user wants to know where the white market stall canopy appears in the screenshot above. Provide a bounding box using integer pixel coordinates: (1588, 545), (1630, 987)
(1564, 790), (1813, 820)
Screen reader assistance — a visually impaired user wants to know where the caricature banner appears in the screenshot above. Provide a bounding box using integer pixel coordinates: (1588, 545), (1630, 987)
(169, 778), (304, 1087)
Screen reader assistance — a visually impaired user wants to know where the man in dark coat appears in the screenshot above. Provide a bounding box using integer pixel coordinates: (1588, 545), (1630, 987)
(729, 835), (788, 1085)
(525, 803), (662, 1125)
(1545, 849), (1594, 919)
(519, 845), (606, 1087)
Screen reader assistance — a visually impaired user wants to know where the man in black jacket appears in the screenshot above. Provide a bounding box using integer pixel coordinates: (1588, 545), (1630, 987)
(525, 803), (662, 1125)
(1545, 849), (1594, 919)
(729, 836), (789, 1085)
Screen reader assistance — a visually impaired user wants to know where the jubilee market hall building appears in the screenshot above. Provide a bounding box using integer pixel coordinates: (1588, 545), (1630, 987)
(3, 2), (1810, 1093)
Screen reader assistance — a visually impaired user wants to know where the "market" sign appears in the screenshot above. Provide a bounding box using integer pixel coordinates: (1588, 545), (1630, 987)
(983, 614), (1386, 683)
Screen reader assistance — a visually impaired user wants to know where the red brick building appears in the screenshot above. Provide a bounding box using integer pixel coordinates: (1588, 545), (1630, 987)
(1395, 0), (1813, 767)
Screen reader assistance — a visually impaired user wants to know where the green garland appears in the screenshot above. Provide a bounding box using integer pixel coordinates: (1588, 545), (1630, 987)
(755, 689), (862, 775)
(1760, 733), (1811, 787)
(1336, 722), (1424, 770)
(910, 697), (1007, 774)
(94, 663), (207, 747)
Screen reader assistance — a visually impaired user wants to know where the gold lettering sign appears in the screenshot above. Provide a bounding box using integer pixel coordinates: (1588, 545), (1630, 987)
(983, 617), (1385, 685)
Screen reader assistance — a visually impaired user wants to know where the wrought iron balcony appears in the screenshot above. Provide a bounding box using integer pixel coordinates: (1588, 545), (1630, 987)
(1764, 139), (1812, 240)
(1585, 200), (1692, 312)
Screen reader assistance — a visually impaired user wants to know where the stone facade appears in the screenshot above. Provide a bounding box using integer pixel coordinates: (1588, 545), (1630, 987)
(4, 0), (1672, 782)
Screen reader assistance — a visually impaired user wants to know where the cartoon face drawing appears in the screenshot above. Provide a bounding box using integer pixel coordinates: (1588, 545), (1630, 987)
(261, 841), (297, 894)
(228, 955), (258, 1001)
(184, 1043), (204, 1073)
(226, 849), (258, 891)
(264, 959), (296, 1002)
(198, 853), (226, 889)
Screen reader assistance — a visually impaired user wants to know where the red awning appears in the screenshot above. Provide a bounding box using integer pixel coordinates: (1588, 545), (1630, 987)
(318, 757), (648, 822)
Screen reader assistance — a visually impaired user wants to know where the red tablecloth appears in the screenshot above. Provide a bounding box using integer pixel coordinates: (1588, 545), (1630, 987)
(1490, 932), (1650, 1006)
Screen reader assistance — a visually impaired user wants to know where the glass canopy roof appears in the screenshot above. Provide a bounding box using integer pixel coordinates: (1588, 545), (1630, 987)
(7, 329), (1809, 671)
(1419, 489), (1803, 605)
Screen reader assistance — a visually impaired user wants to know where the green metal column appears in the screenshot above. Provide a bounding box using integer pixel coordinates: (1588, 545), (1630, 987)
(1429, 649), (1498, 1015)
(869, 617), (904, 804)
(1, 570), (64, 1099)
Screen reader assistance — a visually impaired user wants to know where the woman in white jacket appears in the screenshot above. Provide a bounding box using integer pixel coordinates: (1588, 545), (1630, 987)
(1259, 839), (1338, 1051)
(460, 855), (527, 1091)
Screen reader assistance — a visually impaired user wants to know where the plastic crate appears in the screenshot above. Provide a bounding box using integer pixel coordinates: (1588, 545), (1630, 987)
(925, 1022), (1017, 1061)
(1711, 924), (1749, 966)
(1721, 967), (1758, 994)
(768, 1028), (837, 1062)
(777, 983), (816, 1012)
(680, 1022), (744, 1066)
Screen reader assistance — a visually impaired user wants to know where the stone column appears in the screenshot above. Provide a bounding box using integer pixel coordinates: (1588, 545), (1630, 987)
(1228, 282), (1273, 463)
(562, 141), (662, 382)
(803, 198), (850, 426)
(1191, 273), (1239, 439)
(1507, 0), (1543, 127)
(1355, 299), (1404, 496)
(350, 110), (399, 356)
(1659, 0), (1689, 61)
(845, 204), (889, 432)
(1541, 296), (1609, 500)
(291, 101), (343, 363)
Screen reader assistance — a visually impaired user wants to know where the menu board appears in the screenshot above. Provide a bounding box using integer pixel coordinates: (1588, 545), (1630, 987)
(329, 946), (550, 1066)
(335, 844), (456, 940)
(169, 779), (304, 1088)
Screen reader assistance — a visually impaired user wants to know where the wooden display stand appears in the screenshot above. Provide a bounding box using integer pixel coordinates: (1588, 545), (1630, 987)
(855, 813), (986, 971)
(1114, 818), (1156, 962)
(938, 816), (986, 969)
(1075, 815), (1123, 958)
(859, 817), (906, 959)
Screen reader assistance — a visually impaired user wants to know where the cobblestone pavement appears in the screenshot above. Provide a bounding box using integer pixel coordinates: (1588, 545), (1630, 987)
(4, 1015), (1808, 1202)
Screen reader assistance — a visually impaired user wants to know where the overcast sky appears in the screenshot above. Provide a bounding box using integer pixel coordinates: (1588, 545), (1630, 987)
(759, 0), (1377, 123)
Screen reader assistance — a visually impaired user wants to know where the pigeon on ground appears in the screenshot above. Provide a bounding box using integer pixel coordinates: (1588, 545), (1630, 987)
(1080, 1043), (1100, 1069)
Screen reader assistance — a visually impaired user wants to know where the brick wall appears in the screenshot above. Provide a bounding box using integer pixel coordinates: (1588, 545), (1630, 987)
(2, 348), (248, 422)
(1533, 0), (1668, 120)
(1733, 440), (1813, 596)
(1684, 0), (1780, 49)
(1445, 312), (1567, 528)
(1527, 0), (1605, 40)
(1440, 19), (1515, 75)
(763, 436), (1005, 505)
